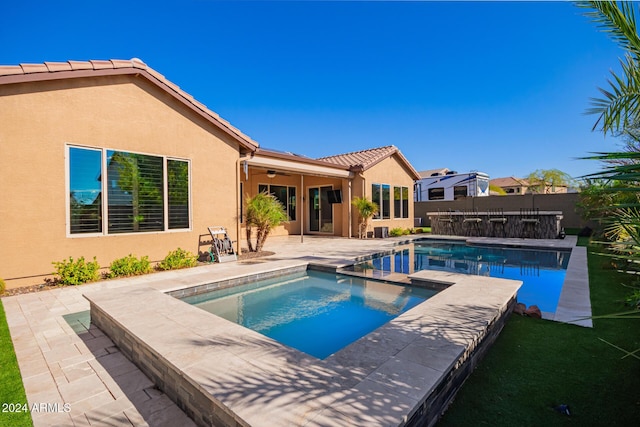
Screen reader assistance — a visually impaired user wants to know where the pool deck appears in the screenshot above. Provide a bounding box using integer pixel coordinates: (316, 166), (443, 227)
(1, 235), (589, 426)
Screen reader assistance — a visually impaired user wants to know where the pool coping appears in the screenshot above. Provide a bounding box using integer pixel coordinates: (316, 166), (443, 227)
(84, 263), (521, 427)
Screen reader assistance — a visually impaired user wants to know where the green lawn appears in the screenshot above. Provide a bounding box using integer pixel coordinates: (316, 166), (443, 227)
(0, 300), (32, 427)
(438, 243), (640, 426)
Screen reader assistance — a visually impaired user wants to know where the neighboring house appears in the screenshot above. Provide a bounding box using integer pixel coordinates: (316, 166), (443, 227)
(0, 59), (420, 288)
(490, 177), (569, 195)
(490, 177), (530, 195)
(414, 168), (490, 201)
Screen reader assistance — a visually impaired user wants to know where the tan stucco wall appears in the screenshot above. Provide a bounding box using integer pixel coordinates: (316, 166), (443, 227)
(0, 76), (242, 288)
(353, 155), (416, 237)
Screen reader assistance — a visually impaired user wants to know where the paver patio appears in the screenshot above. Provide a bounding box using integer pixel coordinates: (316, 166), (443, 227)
(1, 235), (588, 426)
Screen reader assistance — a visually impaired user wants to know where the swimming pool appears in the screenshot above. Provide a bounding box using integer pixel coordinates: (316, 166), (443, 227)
(345, 239), (571, 313)
(182, 270), (437, 359)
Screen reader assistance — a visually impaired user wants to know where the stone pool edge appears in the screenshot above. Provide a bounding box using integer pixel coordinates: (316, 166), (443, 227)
(84, 263), (521, 427)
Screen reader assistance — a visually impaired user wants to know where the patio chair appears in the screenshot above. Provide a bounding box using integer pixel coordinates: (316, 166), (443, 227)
(519, 208), (540, 239)
(488, 208), (507, 237)
(462, 209), (483, 236)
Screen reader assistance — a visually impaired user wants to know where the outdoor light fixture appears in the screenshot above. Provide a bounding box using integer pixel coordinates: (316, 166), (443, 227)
(267, 170), (276, 178)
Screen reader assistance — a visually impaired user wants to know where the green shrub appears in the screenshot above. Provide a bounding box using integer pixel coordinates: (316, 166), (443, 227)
(0, 278), (5, 294)
(107, 254), (151, 278)
(52, 256), (100, 286)
(389, 227), (405, 237)
(157, 248), (197, 271)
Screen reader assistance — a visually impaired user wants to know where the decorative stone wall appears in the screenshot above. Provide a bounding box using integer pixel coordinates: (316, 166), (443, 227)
(429, 212), (563, 239)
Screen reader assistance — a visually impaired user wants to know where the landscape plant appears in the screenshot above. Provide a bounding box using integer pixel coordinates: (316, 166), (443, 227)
(157, 248), (197, 270)
(351, 196), (378, 239)
(52, 256), (100, 286)
(245, 192), (288, 252)
(107, 254), (151, 278)
(577, 1), (640, 314)
(0, 278), (5, 294)
(525, 168), (576, 193)
(389, 227), (410, 237)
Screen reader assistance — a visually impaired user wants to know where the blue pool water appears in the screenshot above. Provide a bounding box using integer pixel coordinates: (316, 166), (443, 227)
(182, 271), (436, 359)
(346, 240), (571, 314)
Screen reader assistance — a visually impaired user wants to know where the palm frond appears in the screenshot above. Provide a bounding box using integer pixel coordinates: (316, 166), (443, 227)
(578, 1), (640, 56)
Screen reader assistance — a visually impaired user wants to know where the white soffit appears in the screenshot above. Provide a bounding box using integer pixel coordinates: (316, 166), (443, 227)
(247, 156), (353, 179)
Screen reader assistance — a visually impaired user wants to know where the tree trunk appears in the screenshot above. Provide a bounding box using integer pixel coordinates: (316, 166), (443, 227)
(256, 226), (268, 252)
(246, 225), (254, 252)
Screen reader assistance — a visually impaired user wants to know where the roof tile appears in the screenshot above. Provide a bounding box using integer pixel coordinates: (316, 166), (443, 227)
(0, 65), (24, 76)
(319, 145), (397, 169)
(20, 63), (49, 74)
(44, 62), (73, 72)
(110, 59), (138, 69)
(89, 60), (114, 70)
(68, 60), (93, 71)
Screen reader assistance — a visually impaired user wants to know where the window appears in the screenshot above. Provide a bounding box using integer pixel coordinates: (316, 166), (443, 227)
(454, 186), (468, 199)
(258, 184), (296, 220)
(372, 183), (390, 219)
(393, 186), (409, 219)
(68, 146), (190, 235)
(168, 159), (190, 229)
(428, 187), (444, 200)
(69, 147), (102, 234)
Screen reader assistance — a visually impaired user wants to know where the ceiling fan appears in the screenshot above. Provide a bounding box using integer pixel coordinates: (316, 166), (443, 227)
(261, 169), (290, 178)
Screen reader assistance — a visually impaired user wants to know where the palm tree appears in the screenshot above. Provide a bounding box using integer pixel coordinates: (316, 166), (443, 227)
(245, 192), (288, 252)
(352, 196), (378, 239)
(578, 1), (640, 135)
(580, 1), (640, 320)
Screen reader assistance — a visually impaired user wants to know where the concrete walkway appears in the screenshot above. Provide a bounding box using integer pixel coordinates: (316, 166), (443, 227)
(0, 234), (590, 426)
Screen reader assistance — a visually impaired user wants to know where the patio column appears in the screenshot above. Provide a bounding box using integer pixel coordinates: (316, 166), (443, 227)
(300, 174), (304, 243)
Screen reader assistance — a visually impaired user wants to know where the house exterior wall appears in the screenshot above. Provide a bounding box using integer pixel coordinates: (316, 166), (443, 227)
(0, 76), (242, 288)
(355, 156), (416, 236)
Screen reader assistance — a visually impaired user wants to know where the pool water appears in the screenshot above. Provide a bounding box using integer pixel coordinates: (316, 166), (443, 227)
(182, 270), (436, 359)
(346, 240), (571, 314)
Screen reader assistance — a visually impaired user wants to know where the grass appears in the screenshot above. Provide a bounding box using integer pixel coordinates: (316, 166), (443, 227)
(438, 242), (640, 426)
(0, 300), (32, 427)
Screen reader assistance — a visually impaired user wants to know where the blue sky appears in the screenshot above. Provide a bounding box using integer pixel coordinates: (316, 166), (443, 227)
(1, 1), (627, 179)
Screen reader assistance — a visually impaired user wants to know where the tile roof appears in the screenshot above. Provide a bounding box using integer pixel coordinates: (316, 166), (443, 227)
(418, 168), (450, 178)
(0, 58), (259, 152)
(490, 177), (528, 187)
(317, 145), (420, 179)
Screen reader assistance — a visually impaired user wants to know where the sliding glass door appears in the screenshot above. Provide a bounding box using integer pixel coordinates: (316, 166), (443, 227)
(308, 186), (333, 233)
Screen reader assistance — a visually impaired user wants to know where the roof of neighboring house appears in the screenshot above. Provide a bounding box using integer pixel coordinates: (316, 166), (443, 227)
(418, 168), (450, 178)
(318, 145), (421, 180)
(490, 177), (529, 188)
(0, 58), (260, 152)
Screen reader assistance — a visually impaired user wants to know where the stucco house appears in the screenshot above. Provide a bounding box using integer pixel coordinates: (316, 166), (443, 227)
(490, 176), (569, 195)
(0, 59), (419, 289)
